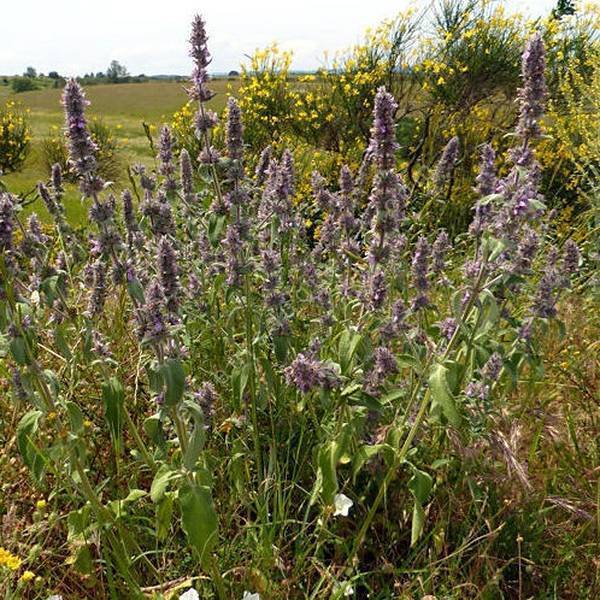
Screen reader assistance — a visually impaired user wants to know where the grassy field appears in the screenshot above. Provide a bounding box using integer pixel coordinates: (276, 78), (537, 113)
(0, 80), (236, 223)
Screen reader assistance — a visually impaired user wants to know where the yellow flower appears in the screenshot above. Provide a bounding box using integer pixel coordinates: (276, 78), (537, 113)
(0, 547), (22, 570)
(20, 570), (35, 582)
(36, 499), (47, 511)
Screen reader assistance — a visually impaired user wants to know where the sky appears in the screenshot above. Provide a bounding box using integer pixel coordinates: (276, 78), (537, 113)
(2, 0), (559, 76)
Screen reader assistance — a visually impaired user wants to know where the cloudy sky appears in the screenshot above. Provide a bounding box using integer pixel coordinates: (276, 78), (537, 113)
(3, 0), (557, 76)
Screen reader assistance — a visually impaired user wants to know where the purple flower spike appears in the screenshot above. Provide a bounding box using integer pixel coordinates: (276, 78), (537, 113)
(226, 97), (244, 163)
(188, 15), (215, 102)
(62, 79), (104, 196)
(475, 143), (497, 197)
(369, 87), (399, 170)
(517, 33), (547, 141)
(434, 136), (459, 187)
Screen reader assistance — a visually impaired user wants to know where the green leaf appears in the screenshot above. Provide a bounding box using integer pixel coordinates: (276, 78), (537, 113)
(179, 481), (218, 565)
(9, 336), (28, 365)
(150, 464), (181, 503)
(160, 358), (185, 407)
(207, 214), (227, 247)
(54, 325), (72, 360)
(182, 400), (206, 471)
(156, 492), (174, 541)
(127, 277), (145, 304)
(408, 466), (433, 546)
(428, 363), (461, 427)
(273, 334), (289, 363)
(318, 441), (341, 505)
(16, 410), (46, 482)
(395, 353), (422, 371)
(102, 377), (124, 453)
(408, 467), (433, 504)
(411, 501), (426, 547)
(338, 328), (362, 375)
(352, 444), (391, 480)
(144, 414), (166, 451)
(66, 401), (85, 433)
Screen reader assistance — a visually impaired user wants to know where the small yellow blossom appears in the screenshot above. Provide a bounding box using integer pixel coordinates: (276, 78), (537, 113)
(20, 570), (35, 583)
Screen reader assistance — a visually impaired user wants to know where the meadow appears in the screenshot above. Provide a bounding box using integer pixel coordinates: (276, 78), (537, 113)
(0, 2), (599, 599)
(0, 80), (235, 222)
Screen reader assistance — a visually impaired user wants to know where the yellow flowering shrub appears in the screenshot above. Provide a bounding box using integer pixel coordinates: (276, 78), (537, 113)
(420, 1), (527, 108)
(538, 5), (600, 203)
(0, 101), (31, 173)
(238, 44), (299, 149)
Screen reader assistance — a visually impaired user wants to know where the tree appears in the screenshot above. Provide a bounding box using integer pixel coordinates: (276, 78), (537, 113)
(106, 60), (129, 82)
(24, 66), (37, 78)
(48, 71), (60, 79)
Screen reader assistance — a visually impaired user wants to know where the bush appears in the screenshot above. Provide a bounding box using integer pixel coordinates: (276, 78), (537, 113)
(40, 119), (123, 182)
(10, 76), (38, 93)
(0, 101), (31, 173)
(1, 12), (597, 600)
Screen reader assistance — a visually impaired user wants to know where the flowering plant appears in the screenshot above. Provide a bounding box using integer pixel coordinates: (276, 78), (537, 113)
(0, 11), (592, 600)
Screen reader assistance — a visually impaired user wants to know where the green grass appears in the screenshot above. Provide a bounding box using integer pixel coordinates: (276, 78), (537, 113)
(0, 79), (237, 223)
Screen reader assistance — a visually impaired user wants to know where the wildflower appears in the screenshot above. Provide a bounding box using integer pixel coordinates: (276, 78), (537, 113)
(158, 125), (177, 191)
(0, 193), (15, 253)
(439, 317), (457, 340)
(180, 149), (195, 203)
(510, 227), (539, 275)
(222, 223), (245, 287)
(194, 109), (218, 138)
(367, 346), (398, 391)
(562, 239), (579, 275)
(285, 352), (341, 394)
(157, 237), (180, 313)
(188, 15), (214, 102)
(369, 87), (398, 170)
(121, 189), (139, 239)
(62, 79), (103, 196)
(179, 589), (199, 600)
(474, 143), (497, 197)
(411, 236), (430, 308)
(431, 230), (450, 275)
(226, 97), (244, 163)
(141, 190), (175, 237)
(11, 367), (28, 403)
(0, 547), (22, 570)
(87, 260), (107, 316)
(517, 33), (547, 141)
(195, 382), (218, 421)
(20, 570), (35, 583)
(481, 352), (503, 381)
(434, 136), (459, 187)
(333, 493), (353, 517)
(465, 381), (489, 400)
(255, 145), (272, 186)
(137, 279), (169, 344)
(199, 145), (220, 165)
(368, 270), (387, 310)
(242, 593), (260, 600)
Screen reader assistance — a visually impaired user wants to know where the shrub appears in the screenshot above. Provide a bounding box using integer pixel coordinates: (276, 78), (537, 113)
(237, 44), (298, 148)
(10, 76), (38, 93)
(0, 101), (31, 173)
(1, 16), (594, 599)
